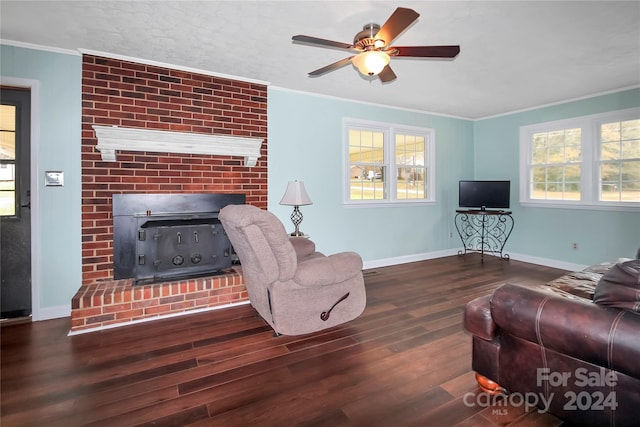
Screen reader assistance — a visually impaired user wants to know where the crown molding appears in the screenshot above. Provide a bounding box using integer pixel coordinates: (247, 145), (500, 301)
(79, 48), (270, 87)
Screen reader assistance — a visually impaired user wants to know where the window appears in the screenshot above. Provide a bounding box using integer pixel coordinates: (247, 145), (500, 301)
(345, 119), (434, 205)
(529, 127), (582, 201)
(599, 118), (640, 202)
(520, 108), (640, 210)
(0, 104), (17, 217)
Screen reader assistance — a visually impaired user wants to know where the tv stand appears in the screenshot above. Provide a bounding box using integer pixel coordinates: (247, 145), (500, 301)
(454, 209), (514, 262)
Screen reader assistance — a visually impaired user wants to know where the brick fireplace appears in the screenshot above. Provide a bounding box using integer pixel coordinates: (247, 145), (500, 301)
(71, 54), (268, 333)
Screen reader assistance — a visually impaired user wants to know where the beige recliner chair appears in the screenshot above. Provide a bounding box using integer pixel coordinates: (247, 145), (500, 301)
(219, 204), (366, 336)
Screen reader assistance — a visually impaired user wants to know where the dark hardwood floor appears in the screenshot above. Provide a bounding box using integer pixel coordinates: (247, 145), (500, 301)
(1, 254), (569, 426)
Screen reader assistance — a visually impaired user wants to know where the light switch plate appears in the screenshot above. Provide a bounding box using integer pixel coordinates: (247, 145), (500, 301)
(45, 171), (64, 186)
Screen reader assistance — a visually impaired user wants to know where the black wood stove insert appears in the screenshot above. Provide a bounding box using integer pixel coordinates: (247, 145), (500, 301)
(112, 193), (245, 285)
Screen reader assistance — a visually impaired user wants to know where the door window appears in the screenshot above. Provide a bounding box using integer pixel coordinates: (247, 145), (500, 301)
(0, 104), (17, 216)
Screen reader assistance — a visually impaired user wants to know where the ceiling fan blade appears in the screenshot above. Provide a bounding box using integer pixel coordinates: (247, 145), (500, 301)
(308, 56), (354, 76)
(378, 65), (397, 83)
(292, 35), (355, 51)
(375, 7), (420, 46)
(391, 45), (460, 58)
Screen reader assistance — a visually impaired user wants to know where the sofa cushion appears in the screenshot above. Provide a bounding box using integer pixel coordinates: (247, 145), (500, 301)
(593, 259), (640, 313)
(544, 269), (604, 300)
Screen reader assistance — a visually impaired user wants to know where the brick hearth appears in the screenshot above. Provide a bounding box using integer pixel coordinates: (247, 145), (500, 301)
(70, 268), (247, 333)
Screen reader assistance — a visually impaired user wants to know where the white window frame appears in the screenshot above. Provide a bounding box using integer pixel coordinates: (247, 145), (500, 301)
(519, 107), (640, 211)
(343, 118), (435, 206)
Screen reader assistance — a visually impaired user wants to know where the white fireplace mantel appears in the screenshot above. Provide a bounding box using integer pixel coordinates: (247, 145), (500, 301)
(92, 125), (263, 166)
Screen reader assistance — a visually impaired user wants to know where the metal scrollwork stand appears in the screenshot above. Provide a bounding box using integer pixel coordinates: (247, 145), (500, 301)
(454, 210), (514, 262)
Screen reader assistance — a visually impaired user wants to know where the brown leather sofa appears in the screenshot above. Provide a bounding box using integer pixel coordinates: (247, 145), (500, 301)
(464, 259), (640, 426)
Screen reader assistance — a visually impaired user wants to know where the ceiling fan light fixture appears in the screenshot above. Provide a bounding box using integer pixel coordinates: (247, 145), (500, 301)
(352, 50), (390, 76)
(373, 39), (386, 49)
(295, 7), (460, 82)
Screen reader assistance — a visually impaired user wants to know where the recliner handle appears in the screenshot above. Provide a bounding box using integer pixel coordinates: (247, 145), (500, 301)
(320, 292), (350, 321)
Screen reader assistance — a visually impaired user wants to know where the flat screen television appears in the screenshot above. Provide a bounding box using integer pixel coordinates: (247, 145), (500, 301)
(459, 180), (510, 210)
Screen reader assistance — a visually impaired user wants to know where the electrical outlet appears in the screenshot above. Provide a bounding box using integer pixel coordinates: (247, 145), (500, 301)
(572, 243), (578, 250)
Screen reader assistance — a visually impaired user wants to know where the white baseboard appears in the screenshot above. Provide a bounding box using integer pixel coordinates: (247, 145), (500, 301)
(33, 304), (70, 321)
(507, 252), (587, 272)
(363, 248), (459, 270)
(363, 248), (589, 273)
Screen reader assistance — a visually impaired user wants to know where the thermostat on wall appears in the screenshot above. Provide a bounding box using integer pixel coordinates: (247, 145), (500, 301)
(45, 171), (64, 186)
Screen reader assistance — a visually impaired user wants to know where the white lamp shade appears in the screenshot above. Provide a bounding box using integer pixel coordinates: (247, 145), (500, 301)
(279, 181), (313, 206)
(352, 51), (390, 76)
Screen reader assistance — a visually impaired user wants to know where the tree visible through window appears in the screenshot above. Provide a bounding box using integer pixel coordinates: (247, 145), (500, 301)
(530, 128), (582, 201)
(599, 119), (640, 202)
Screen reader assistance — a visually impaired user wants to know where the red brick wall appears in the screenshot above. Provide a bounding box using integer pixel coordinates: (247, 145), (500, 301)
(81, 55), (267, 285)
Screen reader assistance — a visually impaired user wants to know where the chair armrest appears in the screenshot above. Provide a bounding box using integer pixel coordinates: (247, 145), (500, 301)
(294, 252), (363, 287)
(328, 252), (363, 280)
(289, 236), (316, 259)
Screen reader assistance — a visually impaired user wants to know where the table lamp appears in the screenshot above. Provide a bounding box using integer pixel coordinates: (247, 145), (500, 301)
(279, 180), (312, 236)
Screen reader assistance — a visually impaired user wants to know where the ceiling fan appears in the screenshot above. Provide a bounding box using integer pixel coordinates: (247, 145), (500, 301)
(292, 7), (460, 82)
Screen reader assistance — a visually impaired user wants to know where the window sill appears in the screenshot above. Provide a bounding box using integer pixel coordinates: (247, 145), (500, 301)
(343, 200), (437, 208)
(520, 201), (640, 212)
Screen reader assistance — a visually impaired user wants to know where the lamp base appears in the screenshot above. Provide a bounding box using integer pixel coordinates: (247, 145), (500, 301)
(289, 206), (305, 237)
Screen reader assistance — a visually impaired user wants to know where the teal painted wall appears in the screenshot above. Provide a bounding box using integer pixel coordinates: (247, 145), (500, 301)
(267, 88), (474, 263)
(2, 42), (637, 318)
(1, 45), (82, 315)
(474, 88), (640, 265)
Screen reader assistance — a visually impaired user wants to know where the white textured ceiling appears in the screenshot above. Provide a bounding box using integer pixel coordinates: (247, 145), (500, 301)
(1, 0), (639, 119)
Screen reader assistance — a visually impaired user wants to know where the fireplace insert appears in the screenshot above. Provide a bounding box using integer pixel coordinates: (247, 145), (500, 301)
(113, 193), (244, 285)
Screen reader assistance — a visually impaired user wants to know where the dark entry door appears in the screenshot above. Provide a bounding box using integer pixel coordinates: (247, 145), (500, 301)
(1, 88), (32, 319)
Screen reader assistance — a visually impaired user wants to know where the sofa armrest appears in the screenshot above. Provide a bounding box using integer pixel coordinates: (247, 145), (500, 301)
(464, 295), (497, 340)
(491, 283), (640, 380)
(294, 252), (363, 287)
